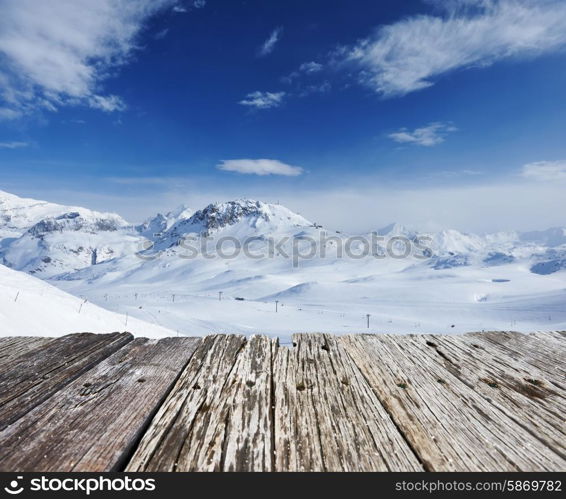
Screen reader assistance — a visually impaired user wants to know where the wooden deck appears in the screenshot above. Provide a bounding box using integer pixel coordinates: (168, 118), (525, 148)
(0, 331), (564, 472)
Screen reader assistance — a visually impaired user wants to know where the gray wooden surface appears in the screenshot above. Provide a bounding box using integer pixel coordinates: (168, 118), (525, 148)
(0, 331), (564, 472)
(0, 332), (132, 431)
(0, 337), (200, 472)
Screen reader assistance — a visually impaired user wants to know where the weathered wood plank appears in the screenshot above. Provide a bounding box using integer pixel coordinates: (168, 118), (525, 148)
(0, 332), (132, 430)
(0, 337), (53, 363)
(272, 340), (324, 471)
(0, 331), (563, 473)
(341, 334), (566, 471)
(0, 337), (200, 472)
(216, 335), (274, 471)
(465, 331), (566, 388)
(406, 334), (566, 459)
(273, 334), (423, 472)
(127, 334), (270, 472)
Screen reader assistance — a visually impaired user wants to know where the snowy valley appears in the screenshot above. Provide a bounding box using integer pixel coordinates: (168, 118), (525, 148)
(1, 189), (565, 340)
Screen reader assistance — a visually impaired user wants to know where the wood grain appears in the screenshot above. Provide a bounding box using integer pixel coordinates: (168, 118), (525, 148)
(0, 332), (132, 430)
(340, 334), (566, 471)
(465, 331), (566, 388)
(0, 337), (53, 363)
(273, 334), (423, 471)
(1, 332), (564, 472)
(0, 337), (200, 472)
(126, 334), (252, 471)
(408, 334), (566, 459)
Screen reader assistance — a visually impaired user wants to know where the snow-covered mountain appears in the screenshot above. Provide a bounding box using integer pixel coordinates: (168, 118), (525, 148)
(155, 199), (312, 248)
(2, 190), (565, 280)
(0, 263), (174, 337)
(1, 208), (139, 278)
(1, 190), (565, 338)
(0, 190), (80, 241)
(520, 227), (566, 247)
(136, 204), (194, 240)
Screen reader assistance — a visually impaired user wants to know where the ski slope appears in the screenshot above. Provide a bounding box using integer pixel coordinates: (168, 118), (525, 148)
(1, 192), (565, 340)
(0, 264), (175, 337)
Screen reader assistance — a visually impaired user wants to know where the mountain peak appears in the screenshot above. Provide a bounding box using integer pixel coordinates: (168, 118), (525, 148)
(158, 199), (311, 245)
(190, 199), (311, 231)
(167, 204), (194, 220)
(376, 222), (413, 236)
(137, 205), (194, 240)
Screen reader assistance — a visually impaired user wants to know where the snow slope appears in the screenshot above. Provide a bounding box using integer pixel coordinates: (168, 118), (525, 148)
(2, 211), (139, 277)
(0, 264), (175, 337)
(51, 200), (566, 341)
(54, 241), (566, 341)
(0, 191), (142, 278)
(136, 204), (194, 240)
(1, 191), (565, 340)
(0, 190), (74, 238)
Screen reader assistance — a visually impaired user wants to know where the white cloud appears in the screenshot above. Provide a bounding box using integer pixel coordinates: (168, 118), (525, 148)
(239, 91), (286, 109)
(521, 160), (566, 181)
(172, 2), (205, 14)
(283, 61), (324, 84)
(87, 95), (126, 113)
(338, 0), (566, 96)
(218, 159), (304, 176)
(259, 28), (283, 57)
(0, 0), (176, 119)
(388, 122), (457, 146)
(0, 141), (29, 149)
(299, 61), (323, 74)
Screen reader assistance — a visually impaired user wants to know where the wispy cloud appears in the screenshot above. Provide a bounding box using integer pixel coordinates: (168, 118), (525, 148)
(88, 95), (126, 113)
(388, 122), (457, 146)
(280, 61), (329, 98)
(299, 61), (323, 74)
(172, 1), (205, 14)
(283, 61), (324, 84)
(336, 0), (566, 97)
(0, 141), (29, 149)
(298, 81), (331, 97)
(0, 0), (177, 119)
(239, 91), (286, 110)
(522, 160), (566, 181)
(154, 28), (170, 40)
(218, 159), (304, 176)
(259, 27), (283, 57)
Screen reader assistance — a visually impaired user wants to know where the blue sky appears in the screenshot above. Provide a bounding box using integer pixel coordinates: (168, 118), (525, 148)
(1, 0), (566, 232)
